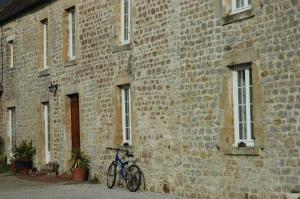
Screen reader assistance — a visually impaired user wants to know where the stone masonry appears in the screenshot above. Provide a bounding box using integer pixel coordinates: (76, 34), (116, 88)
(0, 0), (299, 198)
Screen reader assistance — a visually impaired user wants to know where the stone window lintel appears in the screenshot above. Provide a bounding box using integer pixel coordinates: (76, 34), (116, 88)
(63, 0), (75, 11)
(6, 34), (15, 42)
(38, 9), (48, 22)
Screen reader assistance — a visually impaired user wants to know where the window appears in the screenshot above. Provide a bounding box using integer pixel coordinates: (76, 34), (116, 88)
(43, 103), (51, 163)
(121, 85), (131, 144)
(232, 64), (254, 147)
(121, 0), (131, 45)
(8, 107), (16, 154)
(42, 19), (48, 69)
(7, 40), (13, 68)
(232, 0), (251, 14)
(68, 8), (76, 60)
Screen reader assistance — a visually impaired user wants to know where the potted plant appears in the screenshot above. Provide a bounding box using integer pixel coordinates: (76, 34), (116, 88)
(46, 161), (59, 176)
(13, 140), (36, 175)
(70, 150), (90, 181)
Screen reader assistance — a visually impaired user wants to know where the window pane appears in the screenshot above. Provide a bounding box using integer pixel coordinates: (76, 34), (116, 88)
(239, 105), (246, 123)
(249, 68), (252, 86)
(72, 10), (76, 57)
(44, 21), (48, 67)
(8, 41), (13, 67)
(251, 122), (254, 139)
(122, 0), (129, 42)
(125, 113), (129, 125)
(10, 108), (16, 149)
(125, 89), (129, 101)
(235, 66), (254, 142)
(47, 104), (50, 151)
(122, 86), (131, 142)
(126, 128), (130, 140)
(250, 104), (253, 121)
(239, 123), (246, 140)
(238, 87), (246, 105)
(125, 101), (129, 113)
(238, 70), (245, 88)
(237, 0), (241, 8)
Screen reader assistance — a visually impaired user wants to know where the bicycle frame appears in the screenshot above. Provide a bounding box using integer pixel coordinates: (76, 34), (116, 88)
(113, 149), (129, 178)
(106, 146), (142, 192)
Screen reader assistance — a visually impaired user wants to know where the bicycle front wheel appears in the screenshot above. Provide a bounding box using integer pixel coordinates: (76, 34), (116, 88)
(107, 161), (117, 189)
(126, 164), (142, 192)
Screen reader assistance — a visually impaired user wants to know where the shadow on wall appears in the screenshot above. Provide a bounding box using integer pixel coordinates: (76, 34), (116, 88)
(0, 136), (7, 164)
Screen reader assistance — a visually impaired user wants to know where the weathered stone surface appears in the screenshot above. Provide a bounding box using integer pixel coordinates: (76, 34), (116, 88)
(0, 0), (299, 198)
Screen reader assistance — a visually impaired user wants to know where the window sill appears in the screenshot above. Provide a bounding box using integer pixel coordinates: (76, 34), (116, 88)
(232, 5), (251, 15)
(38, 68), (50, 77)
(223, 146), (260, 156)
(64, 59), (78, 67)
(112, 43), (132, 53)
(222, 8), (254, 25)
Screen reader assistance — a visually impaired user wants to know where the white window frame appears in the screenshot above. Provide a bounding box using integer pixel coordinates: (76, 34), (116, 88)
(120, 0), (131, 45)
(232, 0), (251, 15)
(43, 103), (51, 163)
(232, 65), (254, 147)
(8, 40), (14, 68)
(43, 20), (48, 69)
(8, 107), (16, 159)
(121, 85), (132, 145)
(68, 8), (76, 60)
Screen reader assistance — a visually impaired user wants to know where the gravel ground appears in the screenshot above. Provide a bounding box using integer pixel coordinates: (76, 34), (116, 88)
(0, 174), (186, 199)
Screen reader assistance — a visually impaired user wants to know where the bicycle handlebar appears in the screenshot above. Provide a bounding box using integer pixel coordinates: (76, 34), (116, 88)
(106, 147), (129, 153)
(106, 147), (134, 157)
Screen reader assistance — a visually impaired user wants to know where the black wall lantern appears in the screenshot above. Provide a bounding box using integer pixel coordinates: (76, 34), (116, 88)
(48, 82), (58, 94)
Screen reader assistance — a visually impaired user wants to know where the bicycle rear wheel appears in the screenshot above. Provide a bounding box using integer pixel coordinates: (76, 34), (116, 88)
(107, 161), (117, 189)
(126, 164), (142, 192)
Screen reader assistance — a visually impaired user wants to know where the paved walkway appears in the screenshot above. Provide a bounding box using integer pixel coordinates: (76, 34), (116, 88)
(0, 174), (185, 199)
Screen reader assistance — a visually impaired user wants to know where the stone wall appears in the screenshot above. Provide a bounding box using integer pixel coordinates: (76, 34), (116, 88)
(0, 0), (299, 198)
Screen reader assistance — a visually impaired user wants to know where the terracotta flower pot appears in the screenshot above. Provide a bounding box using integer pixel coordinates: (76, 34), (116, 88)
(10, 160), (17, 173)
(21, 168), (29, 175)
(72, 168), (87, 182)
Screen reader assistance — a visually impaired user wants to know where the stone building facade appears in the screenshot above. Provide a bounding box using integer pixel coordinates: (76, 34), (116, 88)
(0, 0), (299, 198)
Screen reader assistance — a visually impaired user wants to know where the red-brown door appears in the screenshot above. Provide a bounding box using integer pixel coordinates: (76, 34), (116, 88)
(70, 94), (80, 150)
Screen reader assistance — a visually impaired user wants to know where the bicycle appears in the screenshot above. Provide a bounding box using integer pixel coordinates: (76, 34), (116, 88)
(106, 146), (142, 192)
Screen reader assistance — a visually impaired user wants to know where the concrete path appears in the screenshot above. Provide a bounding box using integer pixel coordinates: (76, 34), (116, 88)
(0, 174), (185, 199)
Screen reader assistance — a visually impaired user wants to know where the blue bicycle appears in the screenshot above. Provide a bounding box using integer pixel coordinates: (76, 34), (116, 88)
(106, 147), (142, 192)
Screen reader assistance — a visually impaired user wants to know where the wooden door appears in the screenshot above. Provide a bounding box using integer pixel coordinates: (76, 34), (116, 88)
(70, 95), (80, 150)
